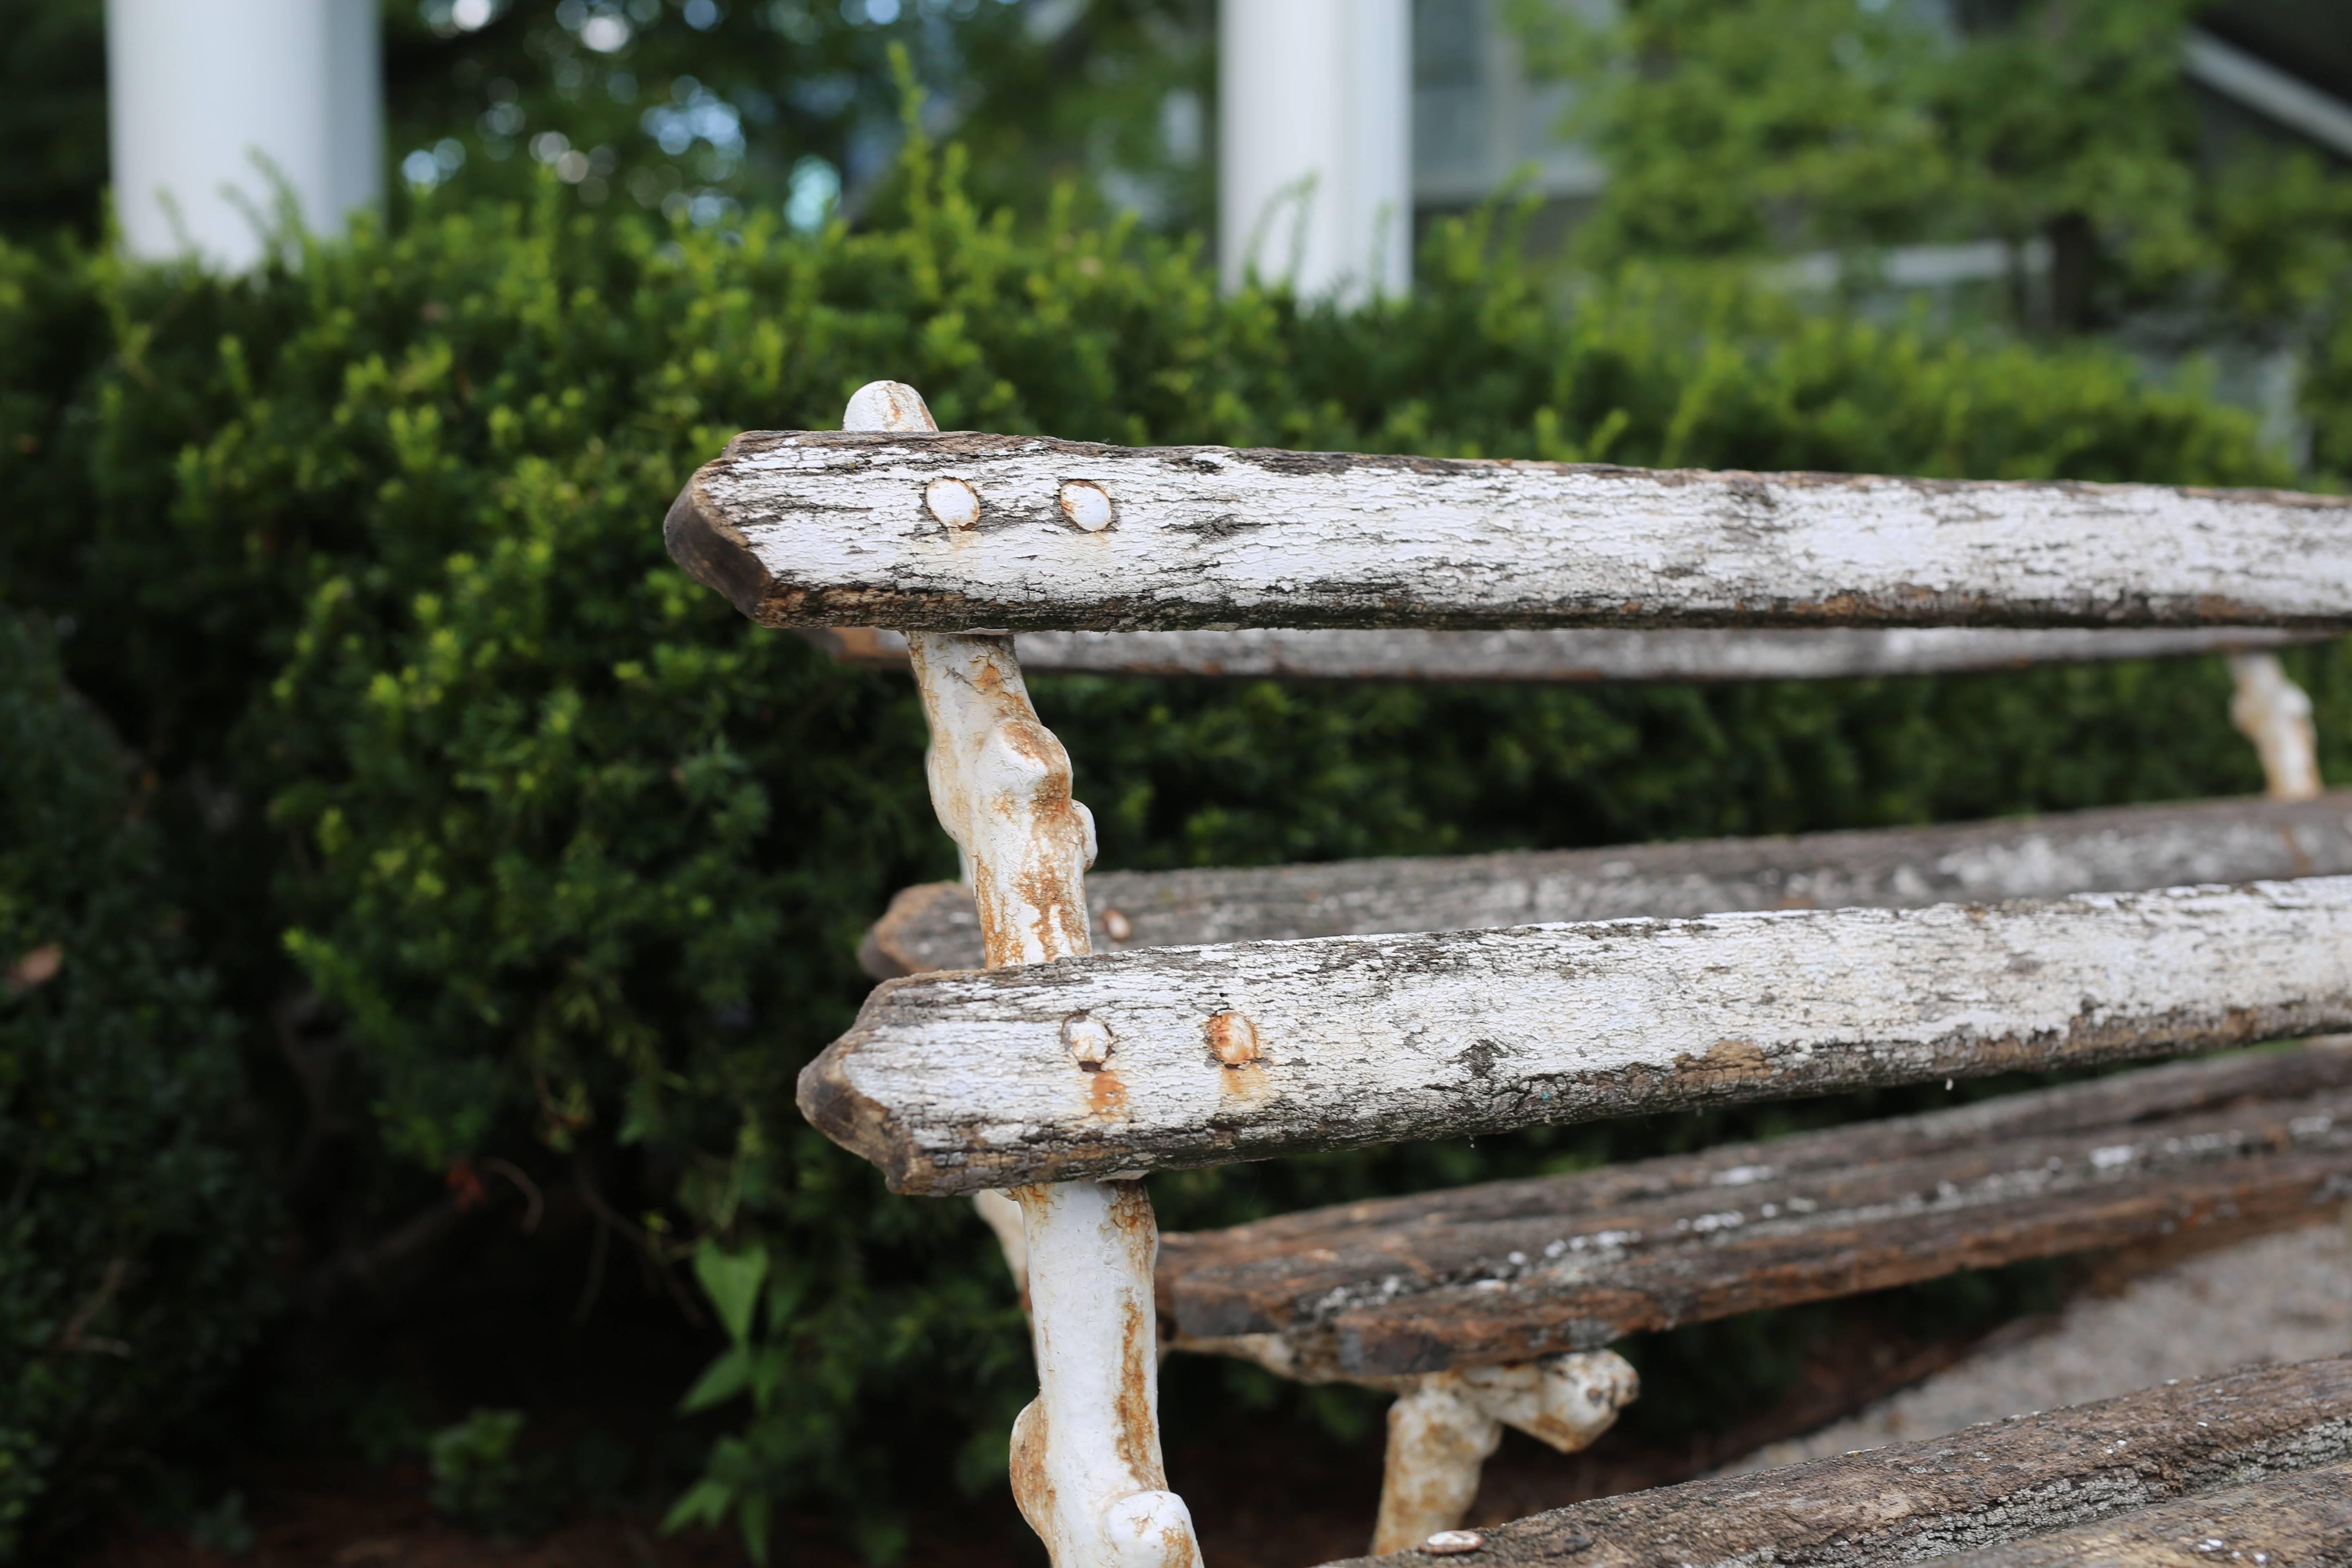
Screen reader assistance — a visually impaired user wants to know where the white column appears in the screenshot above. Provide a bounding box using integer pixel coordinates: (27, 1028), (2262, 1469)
(107, 0), (383, 268)
(1219, 0), (1412, 302)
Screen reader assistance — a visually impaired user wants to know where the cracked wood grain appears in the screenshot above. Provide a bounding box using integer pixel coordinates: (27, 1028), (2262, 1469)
(1314, 1356), (2352, 1568)
(861, 792), (2352, 978)
(802, 625), (2323, 683)
(1155, 1042), (2352, 1376)
(798, 878), (2352, 1195)
(666, 430), (2352, 631)
(1931, 1461), (2352, 1566)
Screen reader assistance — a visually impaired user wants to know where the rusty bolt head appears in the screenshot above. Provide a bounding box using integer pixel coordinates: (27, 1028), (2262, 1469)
(1059, 480), (1114, 532)
(1423, 1531), (1484, 1555)
(1205, 1010), (1260, 1067)
(1061, 1012), (1113, 1067)
(1100, 908), (1133, 943)
(926, 476), (982, 530)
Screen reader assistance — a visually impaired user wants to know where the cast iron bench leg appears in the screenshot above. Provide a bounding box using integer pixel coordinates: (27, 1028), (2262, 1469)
(850, 382), (1204, 1568)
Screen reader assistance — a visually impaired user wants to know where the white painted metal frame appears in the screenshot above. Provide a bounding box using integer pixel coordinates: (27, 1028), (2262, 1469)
(848, 384), (1204, 1568)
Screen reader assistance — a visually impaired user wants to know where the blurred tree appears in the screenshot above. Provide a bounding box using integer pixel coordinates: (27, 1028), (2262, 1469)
(1510, 0), (2352, 346)
(0, 0), (1212, 244)
(0, 0), (105, 243)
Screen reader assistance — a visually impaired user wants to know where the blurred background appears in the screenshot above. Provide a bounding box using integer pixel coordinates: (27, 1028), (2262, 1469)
(2, 2), (2351, 1565)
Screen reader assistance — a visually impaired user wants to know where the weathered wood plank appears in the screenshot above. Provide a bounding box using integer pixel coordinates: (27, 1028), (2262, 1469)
(800, 878), (2352, 1194)
(1157, 1042), (2352, 1377)
(862, 793), (2352, 978)
(1163, 1042), (2352, 1267)
(1316, 1356), (2352, 1568)
(667, 430), (2352, 631)
(804, 625), (2322, 684)
(1929, 1462), (2352, 1567)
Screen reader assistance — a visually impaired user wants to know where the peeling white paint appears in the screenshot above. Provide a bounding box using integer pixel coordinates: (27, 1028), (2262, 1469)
(806, 878), (2352, 1194)
(683, 430), (2352, 630)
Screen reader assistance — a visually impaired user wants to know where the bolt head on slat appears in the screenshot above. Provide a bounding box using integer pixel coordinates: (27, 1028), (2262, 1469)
(1206, 1010), (1261, 1067)
(1061, 1012), (1113, 1067)
(927, 477), (982, 530)
(1423, 1530), (1484, 1554)
(1059, 480), (1114, 532)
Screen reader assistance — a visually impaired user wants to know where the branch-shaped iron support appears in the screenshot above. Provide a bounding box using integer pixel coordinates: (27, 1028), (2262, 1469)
(2231, 652), (2323, 800)
(853, 382), (1202, 1568)
(1369, 1352), (1639, 1555)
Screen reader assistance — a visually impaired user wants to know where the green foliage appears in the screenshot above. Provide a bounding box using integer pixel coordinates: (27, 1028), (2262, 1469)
(427, 1408), (564, 1537)
(1, 119), (2339, 1557)
(1512, 0), (2352, 347)
(0, 0), (104, 241)
(0, 613), (276, 1559)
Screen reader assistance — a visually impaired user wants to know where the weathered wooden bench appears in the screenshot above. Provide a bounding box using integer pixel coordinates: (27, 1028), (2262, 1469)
(665, 381), (2352, 1566)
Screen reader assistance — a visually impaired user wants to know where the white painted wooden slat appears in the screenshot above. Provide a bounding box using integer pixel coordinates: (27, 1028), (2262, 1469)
(804, 626), (2321, 683)
(668, 432), (2352, 631)
(800, 878), (2352, 1194)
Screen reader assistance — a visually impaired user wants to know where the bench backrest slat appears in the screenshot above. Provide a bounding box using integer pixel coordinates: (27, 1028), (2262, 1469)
(800, 877), (2352, 1194)
(669, 431), (2352, 630)
(808, 625), (2321, 683)
(864, 792), (2352, 977)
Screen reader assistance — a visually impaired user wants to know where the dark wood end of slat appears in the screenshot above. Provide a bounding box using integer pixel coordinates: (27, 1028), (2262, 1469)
(794, 1022), (927, 1195)
(664, 465), (773, 622)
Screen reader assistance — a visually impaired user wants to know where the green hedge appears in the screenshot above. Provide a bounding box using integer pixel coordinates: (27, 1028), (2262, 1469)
(0, 613), (276, 1557)
(2, 132), (2341, 1556)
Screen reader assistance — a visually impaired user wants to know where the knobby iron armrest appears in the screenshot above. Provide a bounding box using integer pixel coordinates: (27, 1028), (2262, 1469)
(1154, 1040), (2352, 1378)
(862, 791), (2352, 979)
(1316, 1356), (2352, 1568)
(666, 429), (2352, 630)
(798, 877), (2352, 1194)
(804, 625), (2323, 683)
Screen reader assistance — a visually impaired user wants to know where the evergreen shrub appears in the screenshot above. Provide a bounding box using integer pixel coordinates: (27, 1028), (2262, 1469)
(0, 613), (275, 1557)
(1, 130), (2340, 1554)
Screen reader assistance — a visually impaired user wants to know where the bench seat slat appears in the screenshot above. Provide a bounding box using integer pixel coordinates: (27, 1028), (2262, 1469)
(1928, 1462), (2352, 1568)
(668, 430), (2352, 631)
(799, 878), (2352, 1194)
(1317, 1356), (2352, 1567)
(1162, 1042), (2352, 1260)
(864, 792), (2352, 978)
(1159, 1044), (2352, 1376)
(807, 625), (2320, 684)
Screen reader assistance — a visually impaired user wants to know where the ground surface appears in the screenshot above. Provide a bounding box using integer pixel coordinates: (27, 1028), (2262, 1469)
(79, 1217), (2347, 1568)
(1725, 1214), (2352, 1474)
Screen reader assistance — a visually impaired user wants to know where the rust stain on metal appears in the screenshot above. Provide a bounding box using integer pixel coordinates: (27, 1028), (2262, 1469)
(1009, 1399), (1055, 1541)
(1115, 1294), (1157, 1480)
